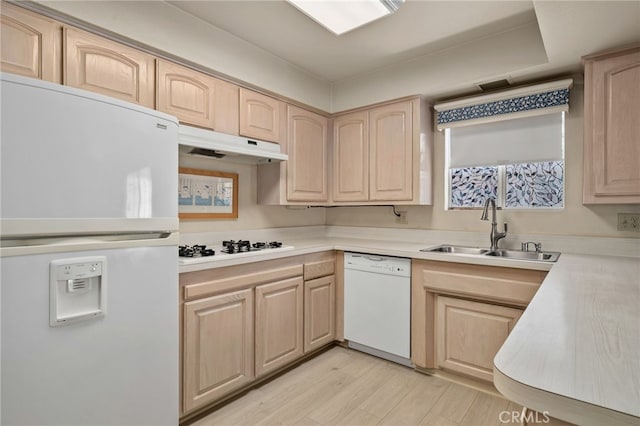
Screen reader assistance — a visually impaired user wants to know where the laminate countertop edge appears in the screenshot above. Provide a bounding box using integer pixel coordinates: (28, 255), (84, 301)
(493, 253), (640, 426)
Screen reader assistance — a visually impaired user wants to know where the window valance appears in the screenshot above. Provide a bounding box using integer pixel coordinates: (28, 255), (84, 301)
(434, 79), (573, 131)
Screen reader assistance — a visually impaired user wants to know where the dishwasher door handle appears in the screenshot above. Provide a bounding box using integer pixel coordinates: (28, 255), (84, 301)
(363, 255), (386, 262)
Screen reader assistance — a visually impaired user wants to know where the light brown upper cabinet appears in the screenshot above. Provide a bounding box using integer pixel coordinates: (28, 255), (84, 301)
(331, 98), (432, 204)
(0, 3), (61, 83)
(239, 88), (286, 144)
(287, 105), (329, 202)
(369, 101), (413, 201)
(583, 44), (640, 204)
(64, 27), (155, 108)
(156, 60), (239, 134)
(333, 111), (369, 202)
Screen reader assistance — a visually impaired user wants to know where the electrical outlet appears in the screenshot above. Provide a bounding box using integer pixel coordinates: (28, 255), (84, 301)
(618, 213), (640, 231)
(395, 211), (408, 225)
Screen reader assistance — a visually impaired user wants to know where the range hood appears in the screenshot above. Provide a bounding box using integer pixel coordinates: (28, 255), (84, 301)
(178, 125), (287, 163)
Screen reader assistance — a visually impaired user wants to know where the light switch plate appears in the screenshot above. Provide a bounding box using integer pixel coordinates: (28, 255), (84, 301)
(617, 213), (640, 232)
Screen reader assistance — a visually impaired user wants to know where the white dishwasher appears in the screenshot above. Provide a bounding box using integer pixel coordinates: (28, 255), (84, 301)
(344, 252), (412, 366)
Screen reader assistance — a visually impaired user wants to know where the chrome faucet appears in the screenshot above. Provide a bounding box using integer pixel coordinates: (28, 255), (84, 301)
(481, 198), (507, 252)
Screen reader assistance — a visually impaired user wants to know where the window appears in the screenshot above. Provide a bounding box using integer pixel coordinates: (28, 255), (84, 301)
(435, 79), (572, 210)
(445, 112), (565, 210)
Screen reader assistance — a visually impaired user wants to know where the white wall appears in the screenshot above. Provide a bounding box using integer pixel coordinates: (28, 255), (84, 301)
(178, 155), (325, 233)
(326, 84), (640, 238)
(37, 0), (332, 111)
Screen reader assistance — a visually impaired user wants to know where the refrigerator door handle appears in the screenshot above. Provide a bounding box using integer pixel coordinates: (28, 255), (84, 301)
(1, 231), (178, 256)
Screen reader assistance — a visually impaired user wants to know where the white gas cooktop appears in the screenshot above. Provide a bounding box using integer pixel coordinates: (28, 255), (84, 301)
(178, 245), (295, 265)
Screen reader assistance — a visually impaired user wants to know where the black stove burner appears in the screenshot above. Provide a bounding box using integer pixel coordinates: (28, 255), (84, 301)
(221, 240), (284, 254)
(179, 245), (215, 258)
(180, 241), (285, 257)
(222, 240), (251, 254)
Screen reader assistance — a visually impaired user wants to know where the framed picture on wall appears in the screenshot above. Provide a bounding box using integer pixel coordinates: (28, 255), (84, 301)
(178, 168), (238, 219)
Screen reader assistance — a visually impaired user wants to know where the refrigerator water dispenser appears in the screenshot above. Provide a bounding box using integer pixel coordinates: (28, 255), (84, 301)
(50, 257), (107, 326)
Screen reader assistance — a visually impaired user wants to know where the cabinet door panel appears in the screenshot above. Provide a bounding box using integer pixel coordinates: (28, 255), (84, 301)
(183, 289), (254, 412)
(333, 111), (369, 201)
(157, 60), (239, 133)
(255, 277), (303, 377)
(157, 60), (215, 128)
(0, 3), (61, 83)
(239, 88), (285, 143)
(287, 105), (328, 201)
(304, 275), (335, 352)
(369, 101), (413, 201)
(64, 28), (155, 108)
(584, 46), (640, 203)
(436, 296), (522, 382)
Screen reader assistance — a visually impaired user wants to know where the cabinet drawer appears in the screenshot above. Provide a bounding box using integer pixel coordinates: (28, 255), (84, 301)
(419, 261), (545, 306)
(303, 259), (335, 281)
(184, 264), (303, 301)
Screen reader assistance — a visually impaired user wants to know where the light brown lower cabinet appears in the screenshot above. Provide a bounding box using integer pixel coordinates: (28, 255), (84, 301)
(255, 276), (304, 377)
(304, 275), (336, 352)
(436, 296), (522, 382)
(182, 288), (254, 412)
(412, 259), (545, 383)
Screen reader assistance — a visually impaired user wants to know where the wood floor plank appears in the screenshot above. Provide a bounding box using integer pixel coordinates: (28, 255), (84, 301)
(253, 370), (352, 425)
(306, 361), (395, 424)
(189, 388), (266, 426)
(460, 392), (510, 426)
(188, 347), (520, 426)
(309, 355), (408, 425)
(209, 350), (352, 425)
(358, 363), (419, 419)
(334, 408), (381, 426)
(419, 382), (480, 425)
(378, 374), (451, 425)
(499, 402), (525, 426)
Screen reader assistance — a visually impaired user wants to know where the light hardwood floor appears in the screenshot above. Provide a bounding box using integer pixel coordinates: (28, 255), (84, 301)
(189, 346), (523, 426)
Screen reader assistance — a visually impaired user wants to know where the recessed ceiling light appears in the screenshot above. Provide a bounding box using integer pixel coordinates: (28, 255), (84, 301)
(286, 0), (405, 36)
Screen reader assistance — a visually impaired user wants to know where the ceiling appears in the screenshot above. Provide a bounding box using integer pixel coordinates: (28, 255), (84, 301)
(168, 0), (640, 88)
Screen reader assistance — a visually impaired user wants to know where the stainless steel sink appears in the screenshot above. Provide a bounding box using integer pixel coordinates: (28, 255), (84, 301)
(420, 245), (490, 255)
(421, 245), (560, 262)
(485, 249), (560, 262)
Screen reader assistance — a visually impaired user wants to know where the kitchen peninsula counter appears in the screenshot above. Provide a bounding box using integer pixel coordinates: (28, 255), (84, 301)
(494, 254), (640, 426)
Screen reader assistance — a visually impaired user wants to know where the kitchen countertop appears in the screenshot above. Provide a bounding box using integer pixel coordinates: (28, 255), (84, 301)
(494, 253), (640, 426)
(178, 234), (639, 425)
(178, 237), (553, 273)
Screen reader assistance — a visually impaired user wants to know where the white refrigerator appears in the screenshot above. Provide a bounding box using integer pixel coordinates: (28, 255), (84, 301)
(1, 73), (179, 425)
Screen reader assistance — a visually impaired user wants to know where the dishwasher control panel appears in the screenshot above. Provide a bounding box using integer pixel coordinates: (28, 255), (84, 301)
(344, 252), (411, 277)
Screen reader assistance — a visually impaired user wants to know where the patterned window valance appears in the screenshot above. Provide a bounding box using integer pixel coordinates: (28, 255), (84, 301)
(434, 79), (573, 130)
